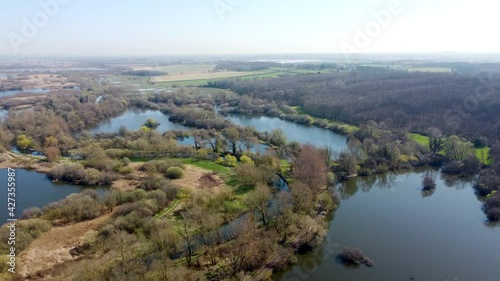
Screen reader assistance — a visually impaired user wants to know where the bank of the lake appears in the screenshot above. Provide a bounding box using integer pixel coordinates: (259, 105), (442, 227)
(273, 169), (500, 281)
(0, 169), (107, 225)
(226, 115), (348, 153)
(0, 88), (50, 98)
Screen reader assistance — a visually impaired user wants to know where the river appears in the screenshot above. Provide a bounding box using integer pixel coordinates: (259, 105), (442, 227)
(0, 169), (107, 225)
(273, 169), (500, 281)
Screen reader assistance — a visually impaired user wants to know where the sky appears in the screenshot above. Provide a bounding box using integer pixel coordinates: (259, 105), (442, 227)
(0, 0), (499, 56)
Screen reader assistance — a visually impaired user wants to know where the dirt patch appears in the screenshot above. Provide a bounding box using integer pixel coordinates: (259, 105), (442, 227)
(171, 165), (226, 192)
(111, 179), (139, 191)
(18, 212), (114, 279)
(198, 173), (222, 189)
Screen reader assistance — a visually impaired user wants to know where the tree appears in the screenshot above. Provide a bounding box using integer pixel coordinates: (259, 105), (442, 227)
(223, 126), (240, 154)
(422, 176), (436, 190)
(269, 129), (287, 147)
(150, 222), (180, 280)
(293, 144), (328, 191)
(240, 126), (257, 152)
(337, 151), (358, 177)
(428, 128), (444, 153)
(290, 181), (314, 214)
(244, 184), (272, 226)
(143, 118), (160, 129)
(44, 146), (61, 162)
(16, 134), (34, 150)
(44, 135), (59, 147)
(178, 211), (198, 266)
(444, 135), (474, 161)
(274, 192), (296, 242)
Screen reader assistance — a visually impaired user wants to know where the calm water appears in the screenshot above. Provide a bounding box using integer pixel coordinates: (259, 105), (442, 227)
(0, 109), (6, 121)
(274, 169), (500, 281)
(0, 88), (49, 98)
(88, 109), (191, 134)
(227, 115), (348, 153)
(88, 109), (269, 152)
(0, 169), (107, 225)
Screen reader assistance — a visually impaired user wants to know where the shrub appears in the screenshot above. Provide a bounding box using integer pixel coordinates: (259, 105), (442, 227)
(484, 194), (500, 221)
(18, 219), (52, 239)
(44, 146), (61, 162)
(140, 174), (171, 191)
(142, 159), (184, 174)
(21, 207), (43, 219)
(316, 192), (335, 212)
(99, 171), (119, 185)
(148, 190), (169, 208)
(224, 155), (238, 167)
(118, 166), (134, 175)
(422, 176), (436, 190)
(338, 247), (373, 267)
(441, 161), (463, 175)
(47, 163), (86, 183)
(83, 168), (102, 185)
(194, 148), (210, 160)
(240, 155), (255, 166)
(166, 166), (184, 179)
(160, 184), (180, 201)
(43, 195), (103, 223)
(215, 157), (224, 165)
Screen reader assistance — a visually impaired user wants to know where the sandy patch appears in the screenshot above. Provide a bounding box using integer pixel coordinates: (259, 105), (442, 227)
(111, 179), (138, 191)
(18, 212), (114, 279)
(0, 152), (51, 173)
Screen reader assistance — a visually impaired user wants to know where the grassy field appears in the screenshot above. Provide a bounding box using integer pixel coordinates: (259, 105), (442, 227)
(409, 133), (491, 165)
(109, 63), (337, 88)
(150, 70), (261, 83)
(132, 63), (215, 74)
(410, 133), (430, 148)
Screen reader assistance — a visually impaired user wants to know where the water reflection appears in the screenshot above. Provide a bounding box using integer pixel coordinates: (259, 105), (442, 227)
(276, 169), (500, 281)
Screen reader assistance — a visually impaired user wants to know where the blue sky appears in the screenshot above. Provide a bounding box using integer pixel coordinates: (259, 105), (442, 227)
(0, 0), (498, 56)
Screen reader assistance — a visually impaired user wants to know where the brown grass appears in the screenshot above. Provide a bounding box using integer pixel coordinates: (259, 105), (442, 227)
(18, 212), (114, 278)
(171, 165), (226, 192)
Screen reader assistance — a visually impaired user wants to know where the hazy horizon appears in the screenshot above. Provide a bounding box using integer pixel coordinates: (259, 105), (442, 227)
(1, 0), (499, 57)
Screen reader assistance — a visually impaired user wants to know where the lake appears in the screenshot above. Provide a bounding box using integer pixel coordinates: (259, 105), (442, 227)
(227, 115), (348, 153)
(273, 169), (500, 281)
(0, 169), (108, 225)
(88, 109), (191, 134)
(88, 109), (270, 152)
(0, 88), (50, 98)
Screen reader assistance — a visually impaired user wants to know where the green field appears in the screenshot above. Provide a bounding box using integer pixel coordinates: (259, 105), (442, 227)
(109, 64), (335, 88)
(410, 133), (491, 165)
